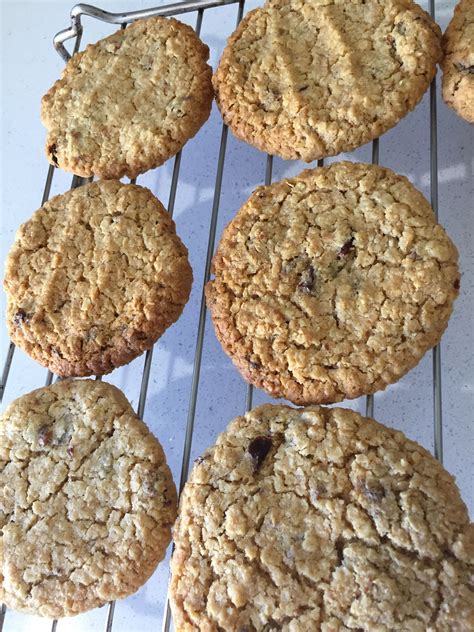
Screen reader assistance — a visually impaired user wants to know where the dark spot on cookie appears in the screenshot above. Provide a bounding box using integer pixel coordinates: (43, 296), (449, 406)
(248, 359), (261, 370)
(335, 538), (345, 566)
(396, 22), (406, 35)
(311, 483), (327, 501)
(408, 250), (419, 260)
(38, 425), (53, 447)
(262, 624), (277, 632)
(298, 266), (317, 294)
(454, 278), (460, 290)
(248, 436), (272, 471)
(194, 454), (210, 466)
(298, 85), (308, 92)
(48, 143), (59, 167)
(142, 477), (157, 497)
(338, 238), (355, 258)
(13, 309), (30, 327)
(67, 446), (74, 457)
(385, 34), (397, 54)
(455, 63), (474, 74)
(262, 618), (291, 631)
(57, 429), (72, 445)
(83, 327), (97, 344)
(357, 478), (385, 503)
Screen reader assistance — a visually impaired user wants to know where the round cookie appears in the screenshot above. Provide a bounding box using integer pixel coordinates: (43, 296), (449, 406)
(213, 0), (442, 161)
(441, 0), (474, 123)
(206, 162), (460, 405)
(170, 404), (474, 631)
(4, 180), (192, 377)
(42, 16), (213, 179)
(0, 379), (177, 618)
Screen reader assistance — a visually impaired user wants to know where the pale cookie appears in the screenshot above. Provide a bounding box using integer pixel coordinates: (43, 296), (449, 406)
(213, 0), (442, 161)
(206, 162), (460, 405)
(4, 180), (192, 377)
(42, 16), (213, 179)
(170, 404), (474, 631)
(442, 0), (474, 123)
(0, 379), (177, 618)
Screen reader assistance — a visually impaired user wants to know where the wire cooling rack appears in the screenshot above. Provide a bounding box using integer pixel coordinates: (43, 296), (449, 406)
(0, 0), (450, 631)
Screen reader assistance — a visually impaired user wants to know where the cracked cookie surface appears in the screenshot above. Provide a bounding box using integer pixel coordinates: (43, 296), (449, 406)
(213, 0), (442, 161)
(42, 16), (213, 179)
(4, 180), (192, 377)
(441, 0), (474, 123)
(206, 162), (460, 405)
(170, 404), (474, 631)
(0, 379), (177, 618)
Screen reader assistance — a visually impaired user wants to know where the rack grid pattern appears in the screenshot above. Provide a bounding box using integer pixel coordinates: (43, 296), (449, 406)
(0, 1), (445, 630)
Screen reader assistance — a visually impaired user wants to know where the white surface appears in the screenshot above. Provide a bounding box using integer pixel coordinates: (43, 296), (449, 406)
(0, 0), (473, 630)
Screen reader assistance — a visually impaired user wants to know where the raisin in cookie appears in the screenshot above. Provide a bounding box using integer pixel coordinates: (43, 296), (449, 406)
(4, 180), (192, 377)
(170, 404), (474, 631)
(213, 0), (442, 161)
(442, 0), (474, 123)
(42, 16), (213, 179)
(0, 379), (177, 618)
(206, 162), (460, 405)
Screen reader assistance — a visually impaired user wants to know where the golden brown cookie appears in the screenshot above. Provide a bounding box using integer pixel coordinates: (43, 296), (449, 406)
(213, 0), (442, 161)
(0, 379), (177, 618)
(4, 180), (192, 377)
(170, 404), (474, 631)
(206, 162), (460, 405)
(42, 16), (213, 179)
(442, 0), (474, 123)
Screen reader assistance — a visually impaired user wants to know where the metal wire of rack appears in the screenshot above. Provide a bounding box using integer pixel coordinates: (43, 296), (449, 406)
(0, 0), (446, 630)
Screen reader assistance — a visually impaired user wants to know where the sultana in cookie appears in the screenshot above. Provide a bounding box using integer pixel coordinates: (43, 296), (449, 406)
(0, 379), (177, 618)
(206, 162), (460, 405)
(441, 0), (474, 123)
(42, 16), (213, 179)
(4, 180), (192, 377)
(170, 404), (474, 631)
(213, 0), (442, 161)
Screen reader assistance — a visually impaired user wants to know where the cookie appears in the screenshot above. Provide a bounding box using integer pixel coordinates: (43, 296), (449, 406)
(206, 162), (460, 405)
(441, 0), (474, 123)
(4, 180), (192, 377)
(213, 0), (442, 161)
(41, 16), (213, 179)
(0, 379), (177, 618)
(170, 403), (474, 631)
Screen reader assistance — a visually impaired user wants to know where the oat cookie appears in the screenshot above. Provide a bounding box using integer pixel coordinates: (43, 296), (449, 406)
(442, 0), (474, 123)
(206, 162), (460, 405)
(213, 0), (442, 161)
(42, 16), (213, 179)
(0, 379), (177, 618)
(170, 404), (474, 631)
(4, 180), (192, 377)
